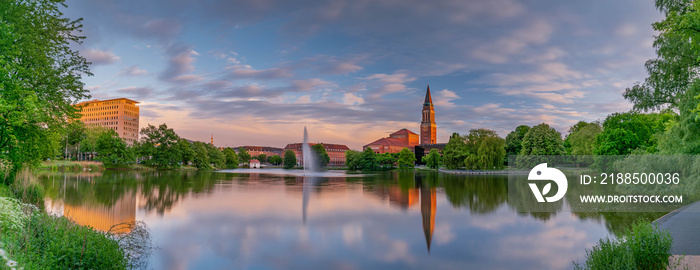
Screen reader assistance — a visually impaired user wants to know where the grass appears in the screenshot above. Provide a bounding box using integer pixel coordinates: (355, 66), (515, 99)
(573, 220), (673, 270)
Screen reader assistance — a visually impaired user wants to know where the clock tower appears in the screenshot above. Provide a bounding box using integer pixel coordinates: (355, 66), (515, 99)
(420, 85), (436, 145)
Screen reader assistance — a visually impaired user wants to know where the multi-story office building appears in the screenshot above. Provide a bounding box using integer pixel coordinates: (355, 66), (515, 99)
(75, 98), (140, 145)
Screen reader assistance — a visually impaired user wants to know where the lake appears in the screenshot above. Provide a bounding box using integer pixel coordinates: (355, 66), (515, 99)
(34, 170), (661, 270)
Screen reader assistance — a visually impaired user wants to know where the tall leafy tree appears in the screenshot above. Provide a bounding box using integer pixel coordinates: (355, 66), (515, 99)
(477, 136), (506, 170)
(223, 148), (239, 168)
(238, 147), (251, 164)
(137, 123), (182, 169)
(397, 148), (416, 170)
(443, 133), (466, 169)
(594, 112), (672, 155)
(207, 145), (225, 169)
(345, 150), (362, 170)
(192, 142), (211, 170)
(0, 0), (91, 183)
(310, 144), (330, 167)
(565, 121), (602, 155)
(283, 150), (296, 169)
(95, 130), (133, 168)
(268, 155), (282, 165)
(376, 153), (397, 170)
(360, 148), (378, 171)
(255, 154), (267, 164)
(505, 125), (530, 157)
(176, 139), (195, 166)
(422, 149), (441, 169)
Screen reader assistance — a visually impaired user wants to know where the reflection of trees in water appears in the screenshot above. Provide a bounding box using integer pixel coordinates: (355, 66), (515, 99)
(442, 174), (508, 215)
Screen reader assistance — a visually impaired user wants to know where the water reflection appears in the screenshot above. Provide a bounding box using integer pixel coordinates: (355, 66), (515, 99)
(34, 170), (666, 269)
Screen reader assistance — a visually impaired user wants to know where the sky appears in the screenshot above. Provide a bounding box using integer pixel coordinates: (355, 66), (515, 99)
(64, 0), (664, 150)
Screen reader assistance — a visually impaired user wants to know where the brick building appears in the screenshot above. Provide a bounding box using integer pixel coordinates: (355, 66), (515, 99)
(75, 98), (140, 145)
(237, 146), (284, 157)
(284, 143), (350, 167)
(363, 128), (419, 154)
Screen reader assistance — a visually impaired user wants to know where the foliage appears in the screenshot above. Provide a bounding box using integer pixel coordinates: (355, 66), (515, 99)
(505, 125), (530, 157)
(520, 123), (565, 155)
(476, 135), (506, 170)
(137, 124), (182, 169)
(442, 133), (466, 169)
(397, 148), (416, 170)
(360, 148), (378, 171)
(573, 220), (672, 270)
(283, 150), (296, 169)
(207, 145), (225, 169)
(345, 150), (362, 170)
(95, 130), (134, 168)
(422, 149), (441, 169)
(176, 139), (195, 166)
(594, 112), (672, 155)
(238, 147), (251, 164)
(310, 144), (330, 167)
(0, 0), (91, 185)
(376, 153), (397, 170)
(255, 154), (267, 164)
(268, 155), (282, 165)
(192, 142), (211, 170)
(565, 121), (602, 155)
(223, 148), (239, 168)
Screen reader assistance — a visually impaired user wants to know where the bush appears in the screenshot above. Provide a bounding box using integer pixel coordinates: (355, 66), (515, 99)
(6, 214), (128, 270)
(573, 220), (672, 270)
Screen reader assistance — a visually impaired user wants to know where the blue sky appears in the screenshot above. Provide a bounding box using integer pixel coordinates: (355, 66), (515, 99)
(65, 0), (663, 149)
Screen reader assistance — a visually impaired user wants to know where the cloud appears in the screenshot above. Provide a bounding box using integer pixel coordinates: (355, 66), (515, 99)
(160, 45), (201, 83)
(226, 65), (293, 80)
(118, 66), (149, 76)
(116, 86), (154, 98)
(471, 19), (554, 64)
(342, 93), (364, 105)
(82, 49), (120, 65)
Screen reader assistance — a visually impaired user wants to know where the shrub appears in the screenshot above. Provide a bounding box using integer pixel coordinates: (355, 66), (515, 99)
(573, 220), (672, 270)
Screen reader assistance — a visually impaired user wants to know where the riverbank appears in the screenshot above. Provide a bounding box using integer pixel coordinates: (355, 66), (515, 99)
(36, 160), (199, 172)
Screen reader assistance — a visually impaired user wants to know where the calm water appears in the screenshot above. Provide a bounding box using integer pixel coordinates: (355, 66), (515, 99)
(34, 170), (661, 270)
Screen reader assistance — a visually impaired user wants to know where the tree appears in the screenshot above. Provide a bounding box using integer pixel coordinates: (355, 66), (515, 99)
(0, 0), (91, 184)
(505, 125), (530, 157)
(360, 148), (378, 171)
(345, 150), (362, 170)
(283, 150), (297, 169)
(137, 124), (182, 169)
(255, 154), (267, 164)
(565, 121), (602, 155)
(207, 145), (225, 169)
(477, 136), (506, 170)
(520, 123), (565, 155)
(621, 1), (700, 154)
(176, 139), (195, 166)
(223, 148), (239, 168)
(397, 148), (416, 170)
(594, 112), (672, 155)
(95, 130), (133, 168)
(268, 155), (282, 165)
(238, 147), (251, 164)
(422, 149), (441, 169)
(192, 142), (211, 170)
(311, 144), (330, 167)
(443, 133), (466, 169)
(376, 153), (397, 170)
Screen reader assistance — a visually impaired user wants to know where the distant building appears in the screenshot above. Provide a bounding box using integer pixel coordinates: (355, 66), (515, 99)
(363, 128), (419, 154)
(284, 143), (350, 167)
(249, 159), (260, 168)
(75, 98), (140, 145)
(237, 146), (284, 158)
(420, 85), (437, 145)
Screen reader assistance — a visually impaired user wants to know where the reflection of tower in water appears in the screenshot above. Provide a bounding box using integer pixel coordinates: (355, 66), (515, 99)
(417, 175), (436, 253)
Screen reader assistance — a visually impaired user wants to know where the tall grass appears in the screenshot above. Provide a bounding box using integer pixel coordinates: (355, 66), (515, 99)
(574, 220), (672, 270)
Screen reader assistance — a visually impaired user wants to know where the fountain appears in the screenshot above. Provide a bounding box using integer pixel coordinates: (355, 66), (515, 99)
(302, 126), (319, 224)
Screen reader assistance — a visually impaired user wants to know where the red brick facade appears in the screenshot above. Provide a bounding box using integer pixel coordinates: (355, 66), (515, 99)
(284, 143), (350, 167)
(420, 85), (436, 145)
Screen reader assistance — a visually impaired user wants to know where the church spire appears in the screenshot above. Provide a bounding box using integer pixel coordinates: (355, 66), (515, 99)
(424, 84), (433, 105)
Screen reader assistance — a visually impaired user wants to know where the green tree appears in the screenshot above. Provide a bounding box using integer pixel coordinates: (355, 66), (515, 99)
(505, 125), (530, 157)
(443, 133), (466, 169)
(79, 126), (109, 157)
(422, 149), (441, 169)
(268, 155), (282, 165)
(207, 145), (225, 169)
(565, 121), (602, 155)
(311, 144), (330, 167)
(520, 123), (565, 155)
(137, 124), (182, 169)
(255, 154), (267, 164)
(477, 136), (506, 170)
(95, 130), (133, 168)
(238, 147), (251, 164)
(376, 153), (397, 170)
(622, 1), (700, 154)
(223, 148), (239, 168)
(176, 139), (195, 166)
(360, 148), (378, 171)
(397, 148), (416, 170)
(192, 142), (211, 170)
(345, 150), (362, 170)
(283, 150), (297, 169)
(0, 0), (91, 184)
(594, 112), (672, 155)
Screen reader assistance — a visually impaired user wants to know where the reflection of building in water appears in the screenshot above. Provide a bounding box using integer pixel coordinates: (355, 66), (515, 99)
(420, 184), (436, 252)
(367, 185), (419, 210)
(63, 193), (136, 234)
